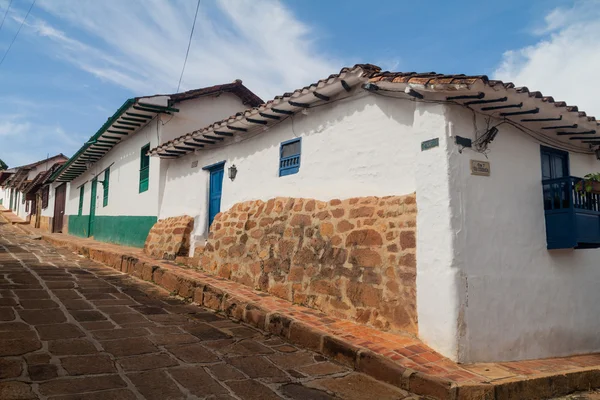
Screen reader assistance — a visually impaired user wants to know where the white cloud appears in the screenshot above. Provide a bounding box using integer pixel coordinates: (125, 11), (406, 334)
(0, 113), (84, 166)
(0, 117), (30, 137)
(30, 0), (340, 99)
(494, 0), (600, 116)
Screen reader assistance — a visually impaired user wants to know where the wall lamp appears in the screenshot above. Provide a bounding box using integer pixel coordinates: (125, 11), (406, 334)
(595, 148), (600, 161)
(228, 164), (237, 181)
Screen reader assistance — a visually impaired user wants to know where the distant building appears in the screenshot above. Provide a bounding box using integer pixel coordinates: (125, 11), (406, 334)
(0, 154), (68, 223)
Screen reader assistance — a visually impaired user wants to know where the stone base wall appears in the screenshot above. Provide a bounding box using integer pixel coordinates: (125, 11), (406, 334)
(144, 216), (194, 260)
(195, 195), (417, 333)
(39, 216), (52, 233)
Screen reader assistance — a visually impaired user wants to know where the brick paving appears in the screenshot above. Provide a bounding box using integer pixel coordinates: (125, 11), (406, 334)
(0, 220), (424, 399)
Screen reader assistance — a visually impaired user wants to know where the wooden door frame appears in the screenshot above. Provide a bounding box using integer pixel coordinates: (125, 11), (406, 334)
(52, 184), (67, 233)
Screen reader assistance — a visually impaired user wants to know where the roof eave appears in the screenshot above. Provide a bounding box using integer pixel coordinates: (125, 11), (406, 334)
(52, 99), (177, 182)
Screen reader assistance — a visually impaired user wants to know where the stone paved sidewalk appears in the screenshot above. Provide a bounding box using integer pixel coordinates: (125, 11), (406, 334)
(0, 221), (424, 400)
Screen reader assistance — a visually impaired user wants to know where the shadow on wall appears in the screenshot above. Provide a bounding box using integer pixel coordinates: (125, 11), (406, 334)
(165, 94), (418, 183)
(193, 194), (418, 334)
(159, 94), (420, 241)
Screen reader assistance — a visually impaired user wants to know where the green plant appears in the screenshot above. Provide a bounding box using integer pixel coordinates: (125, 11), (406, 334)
(575, 173), (600, 193)
(0, 158), (7, 170)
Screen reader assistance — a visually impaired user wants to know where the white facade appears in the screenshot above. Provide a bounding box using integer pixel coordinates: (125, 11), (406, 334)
(66, 119), (162, 218)
(156, 85), (600, 364)
(444, 106), (600, 363)
(0, 157), (65, 220)
(65, 94), (249, 220)
(159, 93), (427, 242)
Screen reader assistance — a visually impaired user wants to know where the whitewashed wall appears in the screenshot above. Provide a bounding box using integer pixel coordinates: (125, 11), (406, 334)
(66, 119), (162, 218)
(159, 93), (426, 247)
(447, 106), (600, 363)
(41, 182), (60, 218)
(65, 94), (248, 219)
(0, 186), (10, 207)
(159, 93), (247, 144)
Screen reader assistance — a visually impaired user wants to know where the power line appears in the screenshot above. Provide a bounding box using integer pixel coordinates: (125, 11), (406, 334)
(176, 0), (200, 93)
(0, 0), (14, 32)
(0, 0), (36, 68)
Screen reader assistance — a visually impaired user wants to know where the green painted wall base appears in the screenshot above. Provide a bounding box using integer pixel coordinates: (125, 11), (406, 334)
(67, 215), (157, 248)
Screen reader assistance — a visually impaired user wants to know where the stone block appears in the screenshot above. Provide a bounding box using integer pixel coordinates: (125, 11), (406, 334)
(243, 304), (267, 329)
(408, 372), (456, 399)
(144, 215), (194, 260)
(322, 336), (358, 368)
(266, 313), (293, 338)
(202, 286), (224, 311)
(288, 322), (324, 352)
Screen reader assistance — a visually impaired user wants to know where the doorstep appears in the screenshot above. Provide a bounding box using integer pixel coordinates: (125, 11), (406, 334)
(11, 220), (600, 400)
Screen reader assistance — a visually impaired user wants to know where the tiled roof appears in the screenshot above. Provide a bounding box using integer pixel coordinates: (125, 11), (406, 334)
(149, 64), (381, 157)
(11, 154), (68, 171)
(53, 82), (263, 183)
(23, 162), (65, 194)
(168, 80), (263, 107)
(146, 64), (600, 158)
(0, 171), (14, 185)
(10, 169), (30, 190)
(369, 72), (600, 125)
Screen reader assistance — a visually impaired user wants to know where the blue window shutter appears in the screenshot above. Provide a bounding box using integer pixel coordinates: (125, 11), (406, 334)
(279, 138), (301, 177)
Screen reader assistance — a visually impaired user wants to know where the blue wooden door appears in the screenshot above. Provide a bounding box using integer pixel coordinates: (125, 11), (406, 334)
(208, 166), (224, 228)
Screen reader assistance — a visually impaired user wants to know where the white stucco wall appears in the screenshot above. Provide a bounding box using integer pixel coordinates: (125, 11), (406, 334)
(0, 187), (7, 206)
(159, 93), (425, 248)
(159, 93), (247, 144)
(414, 103), (465, 361)
(66, 119), (162, 218)
(41, 182), (59, 218)
(447, 105), (600, 363)
(64, 94), (248, 220)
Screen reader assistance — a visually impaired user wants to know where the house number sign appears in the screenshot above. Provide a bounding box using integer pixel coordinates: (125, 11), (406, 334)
(470, 160), (490, 176)
(421, 138), (439, 151)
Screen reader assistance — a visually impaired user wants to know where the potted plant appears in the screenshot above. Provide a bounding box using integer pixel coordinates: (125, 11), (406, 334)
(575, 173), (600, 194)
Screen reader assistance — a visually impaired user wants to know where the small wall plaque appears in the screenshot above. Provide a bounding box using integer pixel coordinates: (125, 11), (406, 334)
(191, 160), (198, 168)
(470, 160), (490, 176)
(421, 138), (439, 151)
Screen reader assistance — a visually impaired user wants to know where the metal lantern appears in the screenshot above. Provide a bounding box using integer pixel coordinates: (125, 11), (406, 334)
(228, 164), (237, 181)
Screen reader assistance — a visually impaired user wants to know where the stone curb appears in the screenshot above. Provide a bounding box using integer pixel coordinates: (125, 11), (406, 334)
(13, 223), (600, 400)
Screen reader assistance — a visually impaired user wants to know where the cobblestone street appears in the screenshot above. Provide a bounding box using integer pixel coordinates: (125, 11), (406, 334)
(0, 221), (424, 399)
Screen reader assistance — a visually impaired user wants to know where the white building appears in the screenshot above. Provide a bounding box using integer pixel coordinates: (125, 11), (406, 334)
(148, 64), (600, 364)
(50, 81), (262, 247)
(0, 154), (68, 222)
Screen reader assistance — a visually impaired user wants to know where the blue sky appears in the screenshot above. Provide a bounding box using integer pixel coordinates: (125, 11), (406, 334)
(0, 0), (598, 167)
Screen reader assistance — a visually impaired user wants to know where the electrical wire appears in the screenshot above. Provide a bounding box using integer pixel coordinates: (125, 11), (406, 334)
(176, 0), (200, 93)
(0, 0), (14, 32)
(0, 0), (36, 68)
(161, 0), (201, 129)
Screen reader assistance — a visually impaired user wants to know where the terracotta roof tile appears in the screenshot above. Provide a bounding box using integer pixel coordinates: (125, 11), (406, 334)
(151, 64), (600, 157)
(166, 80), (263, 107)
